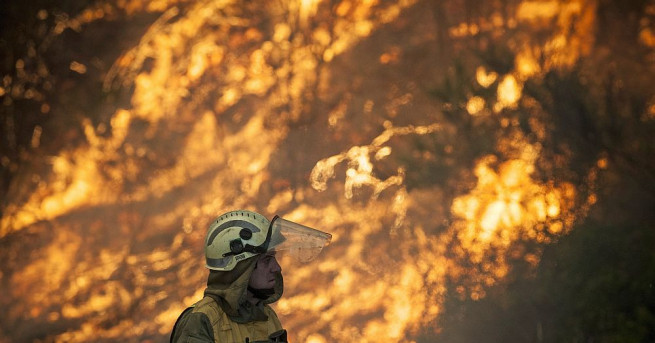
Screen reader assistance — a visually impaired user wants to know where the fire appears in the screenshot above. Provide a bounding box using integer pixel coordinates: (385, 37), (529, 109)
(475, 66), (498, 88)
(451, 141), (576, 269)
(495, 75), (523, 112)
(0, 0), (606, 342)
(466, 96), (485, 115)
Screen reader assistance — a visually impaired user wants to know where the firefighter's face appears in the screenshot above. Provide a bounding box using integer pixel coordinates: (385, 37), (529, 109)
(249, 251), (281, 289)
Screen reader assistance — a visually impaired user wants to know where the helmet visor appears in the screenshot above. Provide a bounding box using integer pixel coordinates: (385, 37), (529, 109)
(267, 216), (332, 262)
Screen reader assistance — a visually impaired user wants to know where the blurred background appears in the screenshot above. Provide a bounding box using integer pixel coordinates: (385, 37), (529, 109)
(1, 0), (654, 342)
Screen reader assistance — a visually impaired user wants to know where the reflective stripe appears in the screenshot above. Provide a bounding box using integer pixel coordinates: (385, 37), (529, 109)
(207, 220), (262, 246)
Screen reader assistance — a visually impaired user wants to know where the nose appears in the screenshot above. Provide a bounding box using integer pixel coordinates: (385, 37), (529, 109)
(271, 256), (282, 273)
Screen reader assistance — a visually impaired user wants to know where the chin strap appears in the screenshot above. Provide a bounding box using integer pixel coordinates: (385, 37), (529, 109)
(247, 286), (275, 300)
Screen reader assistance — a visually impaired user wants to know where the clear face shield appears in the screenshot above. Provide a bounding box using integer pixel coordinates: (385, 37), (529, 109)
(266, 216), (332, 262)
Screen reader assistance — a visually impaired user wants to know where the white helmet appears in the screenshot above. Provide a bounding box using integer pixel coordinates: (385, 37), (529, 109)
(205, 210), (332, 271)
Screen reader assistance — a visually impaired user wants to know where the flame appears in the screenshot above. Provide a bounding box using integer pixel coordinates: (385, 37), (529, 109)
(519, 0), (597, 70)
(495, 74), (523, 112)
(299, 0), (321, 26)
(466, 96), (486, 115)
(515, 47), (541, 80)
(516, 1), (561, 22)
(0, 0), (605, 342)
(475, 66), (498, 88)
(451, 140), (577, 269)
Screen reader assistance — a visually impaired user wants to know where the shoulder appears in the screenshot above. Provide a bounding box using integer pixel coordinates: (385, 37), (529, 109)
(171, 297), (224, 343)
(192, 297), (224, 325)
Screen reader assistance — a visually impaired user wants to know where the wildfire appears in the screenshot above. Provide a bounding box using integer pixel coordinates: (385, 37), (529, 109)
(0, 0), (607, 342)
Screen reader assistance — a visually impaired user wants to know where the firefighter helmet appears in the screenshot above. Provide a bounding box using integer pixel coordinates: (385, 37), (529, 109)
(205, 210), (332, 271)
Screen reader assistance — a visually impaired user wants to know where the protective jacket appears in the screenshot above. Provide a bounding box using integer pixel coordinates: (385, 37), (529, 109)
(171, 257), (285, 343)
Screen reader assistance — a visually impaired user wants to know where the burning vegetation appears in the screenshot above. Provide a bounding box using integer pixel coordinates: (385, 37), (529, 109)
(1, 0), (654, 342)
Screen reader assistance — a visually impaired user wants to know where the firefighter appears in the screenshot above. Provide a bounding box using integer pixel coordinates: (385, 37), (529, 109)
(171, 210), (331, 343)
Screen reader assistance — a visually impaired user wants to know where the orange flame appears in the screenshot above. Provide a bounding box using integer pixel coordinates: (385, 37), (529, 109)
(0, 0), (603, 342)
